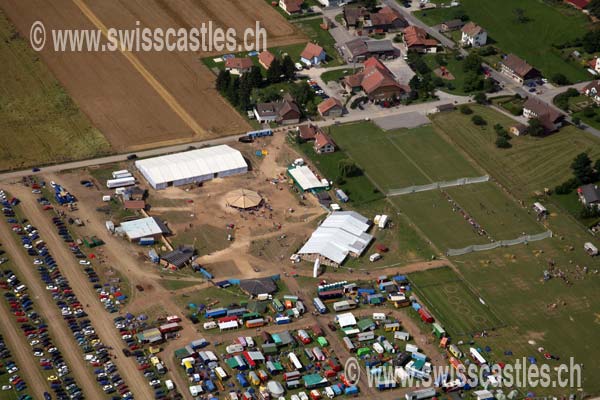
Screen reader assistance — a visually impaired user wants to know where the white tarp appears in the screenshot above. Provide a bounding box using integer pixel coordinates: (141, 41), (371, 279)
(298, 211), (373, 264)
(135, 145), (247, 189)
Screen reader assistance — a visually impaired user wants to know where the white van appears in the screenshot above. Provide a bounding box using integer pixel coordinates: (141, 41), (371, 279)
(325, 386), (335, 399)
(14, 284), (27, 293)
(165, 380), (174, 390)
(369, 253), (381, 262)
(203, 321), (217, 330)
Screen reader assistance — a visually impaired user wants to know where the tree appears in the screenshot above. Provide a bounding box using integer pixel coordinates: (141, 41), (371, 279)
(215, 69), (231, 93)
(363, 0), (377, 11)
(463, 53), (482, 73)
(572, 116), (581, 127)
(581, 29), (600, 53)
(463, 71), (484, 92)
(571, 152), (596, 184)
(586, 0), (600, 18)
(246, 66), (263, 89)
(237, 75), (253, 111)
(225, 76), (240, 106)
(281, 56), (296, 81)
(495, 136), (512, 148)
(473, 92), (487, 104)
(513, 8), (529, 23)
(459, 104), (473, 115)
(551, 73), (569, 86)
(290, 82), (314, 106)
(266, 58), (282, 84)
(526, 118), (545, 136)
(595, 158), (600, 175)
(338, 159), (362, 177)
(471, 115), (486, 126)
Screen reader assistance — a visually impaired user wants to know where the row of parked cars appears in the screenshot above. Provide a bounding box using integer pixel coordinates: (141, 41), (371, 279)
(113, 316), (180, 400)
(0, 333), (32, 399)
(2, 190), (132, 399)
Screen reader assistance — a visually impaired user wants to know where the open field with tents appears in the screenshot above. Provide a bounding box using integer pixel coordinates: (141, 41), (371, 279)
(414, 0), (591, 82)
(409, 266), (503, 335)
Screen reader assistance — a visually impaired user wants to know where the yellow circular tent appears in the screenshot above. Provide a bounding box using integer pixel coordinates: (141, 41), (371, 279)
(225, 189), (263, 209)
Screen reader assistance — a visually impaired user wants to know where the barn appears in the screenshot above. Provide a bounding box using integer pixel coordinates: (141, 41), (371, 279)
(135, 145), (248, 190)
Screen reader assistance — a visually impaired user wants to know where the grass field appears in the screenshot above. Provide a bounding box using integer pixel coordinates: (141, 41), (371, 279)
(409, 266), (504, 335)
(414, 0), (591, 82)
(0, 11), (111, 171)
(320, 68), (356, 83)
(430, 105), (600, 198)
(422, 53), (471, 95)
(329, 123), (480, 191)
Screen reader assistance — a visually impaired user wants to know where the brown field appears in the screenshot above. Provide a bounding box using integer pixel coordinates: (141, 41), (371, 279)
(1, 0), (306, 151)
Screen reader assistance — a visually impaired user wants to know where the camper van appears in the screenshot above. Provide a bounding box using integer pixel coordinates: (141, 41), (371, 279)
(369, 253), (382, 262)
(203, 321), (217, 330)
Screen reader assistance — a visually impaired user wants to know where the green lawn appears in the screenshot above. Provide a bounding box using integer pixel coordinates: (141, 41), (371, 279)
(296, 139), (385, 205)
(409, 266), (504, 336)
(414, 0), (591, 82)
(0, 10), (111, 171)
(292, 18), (343, 67)
(159, 279), (202, 291)
(423, 53), (472, 95)
(320, 68), (356, 83)
(430, 106), (600, 197)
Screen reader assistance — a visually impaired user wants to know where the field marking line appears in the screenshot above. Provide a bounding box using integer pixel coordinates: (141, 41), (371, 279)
(385, 136), (435, 183)
(71, 0), (206, 137)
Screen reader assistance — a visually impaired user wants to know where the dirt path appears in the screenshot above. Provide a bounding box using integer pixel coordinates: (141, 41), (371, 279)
(0, 214), (106, 399)
(0, 296), (52, 398)
(8, 185), (156, 399)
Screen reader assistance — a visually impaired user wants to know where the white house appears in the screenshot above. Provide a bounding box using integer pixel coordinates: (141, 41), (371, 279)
(582, 80), (600, 104)
(300, 43), (327, 67)
(461, 22), (487, 47)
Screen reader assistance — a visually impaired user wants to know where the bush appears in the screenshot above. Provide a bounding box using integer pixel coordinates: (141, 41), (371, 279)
(580, 205), (600, 219)
(495, 136), (512, 148)
(338, 159), (363, 178)
(471, 115), (487, 126)
(473, 92), (487, 104)
(554, 178), (579, 195)
(459, 105), (473, 114)
(551, 73), (570, 85)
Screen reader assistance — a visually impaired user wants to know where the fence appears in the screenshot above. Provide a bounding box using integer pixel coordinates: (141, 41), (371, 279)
(446, 230), (553, 256)
(387, 175), (490, 196)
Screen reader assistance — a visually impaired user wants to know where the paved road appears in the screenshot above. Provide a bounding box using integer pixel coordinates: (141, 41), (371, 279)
(9, 185), (156, 399)
(0, 212), (106, 399)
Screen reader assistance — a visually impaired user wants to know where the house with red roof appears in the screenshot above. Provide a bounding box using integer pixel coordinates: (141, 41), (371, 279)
(318, 97), (344, 117)
(582, 80), (600, 104)
(314, 131), (336, 154)
(258, 50), (276, 70)
(300, 43), (327, 67)
(402, 26), (439, 53)
(343, 57), (410, 101)
(279, 0), (304, 15)
(564, 0), (590, 9)
(297, 124), (323, 141)
(224, 57), (254, 75)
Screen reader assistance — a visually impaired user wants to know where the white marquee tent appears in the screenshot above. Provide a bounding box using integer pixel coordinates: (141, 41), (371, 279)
(135, 145), (248, 190)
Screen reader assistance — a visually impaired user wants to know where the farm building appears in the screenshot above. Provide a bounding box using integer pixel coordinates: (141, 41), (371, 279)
(297, 124), (323, 141)
(402, 26), (439, 53)
(161, 245), (195, 268)
(317, 97), (344, 117)
(499, 54), (541, 84)
(239, 277), (278, 296)
(135, 145), (248, 190)
(440, 19), (465, 32)
(343, 57), (410, 101)
(522, 97), (564, 133)
(287, 165), (329, 193)
(119, 216), (169, 242)
(297, 211), (373, 266)
(343, 37), (398, 62)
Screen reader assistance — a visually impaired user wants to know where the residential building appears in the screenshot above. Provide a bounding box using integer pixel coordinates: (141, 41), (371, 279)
(522, 97), (564, 133)
(343, 6), (407, 32)
(564, 0), (590, 9)
(578, 184), (600, 208)
(300, 43), (327, 66)
(224, 57), (254, 75)
(314, 131), (336, 154)
(343, 57), (410, 101)
(316, 0), (355, 6)
(258, 50), (276, 70)
(582, 80), (600, 104)
(499, 54), (541, 84)
(297, 124), (322, 141)
(343, 6), (370, 28)
(440, 19), (465, 32)
(317, 97), (344, 117)
(461, 22), (487, 47)
(343, 37), (398, 62)
(279, 0), (304, 14)
(254, 94), (301, 124)
(402, 25), (439, 53)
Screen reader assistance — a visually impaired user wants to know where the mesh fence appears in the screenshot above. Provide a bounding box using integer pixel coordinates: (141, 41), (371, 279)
(446, 230), (553, 256)
(388, 175), (490, 196)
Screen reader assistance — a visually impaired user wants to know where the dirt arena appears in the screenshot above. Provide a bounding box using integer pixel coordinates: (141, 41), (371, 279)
(1, 0), (306, 151)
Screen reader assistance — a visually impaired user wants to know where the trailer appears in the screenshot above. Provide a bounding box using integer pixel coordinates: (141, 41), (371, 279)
(405, 388), (436, 400)
(357, 331), (375, 342)
(317, 289), (344, 301)
(288, 352), (303, 371)
(335, 189), (349, 203)
(283, 371), (301, 382)
(432, 323), (446, 338)
(313, 298), (327, 314)
(469, 348), (487, 366)
(448, 344), (463, 359)
(418, 308), (434, 323)
(342, 337), (355, 352)
(106, 177), (135, 189)
(312, 347), (326, 361)
(245, 318), (265, 328)
(112, 170), (130, 178)
(205, 308), (228, 319)
(246, 129), (273, 139)
(236, 373), (249, 387)
(332, 300), (357, 312)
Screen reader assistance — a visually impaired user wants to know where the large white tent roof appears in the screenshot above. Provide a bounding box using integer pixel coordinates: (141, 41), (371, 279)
(135, 145), (247, 186)
(337, 312), (357, 328)
(288, 165), (327, 191)
(120, 217), (168, 240)
(298, 211), (373, 264)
